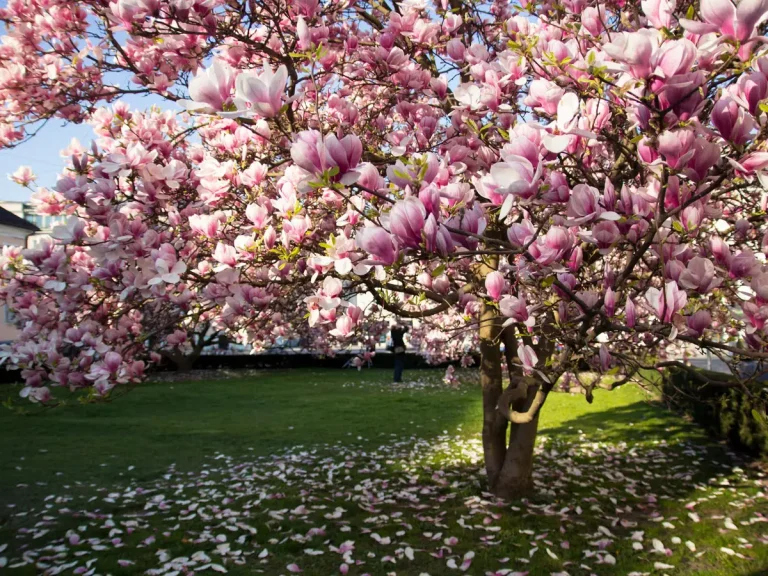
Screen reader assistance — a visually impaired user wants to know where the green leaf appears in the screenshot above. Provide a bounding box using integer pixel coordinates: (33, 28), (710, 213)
(431, 264), (446, 278)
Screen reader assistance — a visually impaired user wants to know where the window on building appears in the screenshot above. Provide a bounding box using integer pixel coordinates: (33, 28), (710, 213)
(4, 305), (15, 325)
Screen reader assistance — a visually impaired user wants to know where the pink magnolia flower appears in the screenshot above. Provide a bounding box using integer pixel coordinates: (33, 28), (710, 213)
(687, 310), (712, 336)
(182, 60), (236, 113)
(711, 235), (732, 266)
(592, 221), (621, 253)
(528, 226), (573, 265)
(752, 272), (768, 301)
(246, 203), (270, 229)
(453, 83), (485, 110)
(282, 216), (311, 246)
(653, 71), (706, 121)
(568, 246), (584, 272)
(603, 31), (656, 78)
(646, 281), (687, 322)
(189, 213), (222, 238)
(507, 219), (535, 247)
(104, 351), (122, 373)
(525, 79), (564, 114)
(485, 271), (507, 300)
(681, 202), (705, 231)
(263, 225), (277, 249)
(643, 0), (677, 29)
(489, 155), (542, 200)
(604, 287), (617, 317)
(626, 297), (637, 327)
(680, 0), (768, 42)
(291, 130), (328, 175)
(148, 257), (186, 286)
(711, 96), (756, 144)
(517, 344), (538, 374)
(20, 385), (51, 403)
(684, 139), (721, 182)
(356, 226), (397, 265)
(235, 64), (289, 118)
(330, 315), (355, 338)
(390, 197), (426, 248)
(678, 257), (721, 293)
(657, 129), (695, 169)
(241, 162), (268, 187)
(446, 38), (466, 61)
(739, 151), (768, 173)
(213, 242), (237, 268)
(296, 16), (311, 50)
(653, 40), (697, 78)
(582, 7), (603, 36)
(109, 0), (160, 24)
(325, 134), (363, 181)
(500, 294), (534, 329)
(423, 214), (453, 256)
(9, 165), (36, 185)
(743, 301), (768, 331)
(567, 184), (602, 224)
(51, 216), (86, 244)
(357, 163), (385, 191)
(734, 71), (768, 115)
(599, 344), (612, 371)
(729, 249), (758, 278)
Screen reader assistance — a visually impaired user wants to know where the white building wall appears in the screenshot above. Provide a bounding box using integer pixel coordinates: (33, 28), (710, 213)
(0, 223), (32, 342)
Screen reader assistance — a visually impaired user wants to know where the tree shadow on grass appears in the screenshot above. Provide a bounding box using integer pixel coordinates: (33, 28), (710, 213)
(521, 402), (767, 575)
(0, 401), (765, 576)
(542, 397), (718, 445)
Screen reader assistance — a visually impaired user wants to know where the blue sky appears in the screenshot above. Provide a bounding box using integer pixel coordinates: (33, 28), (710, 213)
(1, 121), (96, 202)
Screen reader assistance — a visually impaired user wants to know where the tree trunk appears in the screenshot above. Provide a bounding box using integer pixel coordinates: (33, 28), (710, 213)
(167, 348), (201, 372)
(492, 384), (540, 499)
(172, 355), (195, 372)
(479, 303), (508, 489)
(479, 303), (540, 499)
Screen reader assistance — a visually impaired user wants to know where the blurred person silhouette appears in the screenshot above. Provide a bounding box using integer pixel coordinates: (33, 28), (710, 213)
(390, 321), (410, 384)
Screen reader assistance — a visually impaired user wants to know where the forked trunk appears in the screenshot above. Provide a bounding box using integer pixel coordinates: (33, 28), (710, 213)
(479, 303), (540, 499)
(491, 387), (539, 499)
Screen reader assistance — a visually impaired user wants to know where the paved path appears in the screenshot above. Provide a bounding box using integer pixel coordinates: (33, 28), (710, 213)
(686, 356), (732, 374)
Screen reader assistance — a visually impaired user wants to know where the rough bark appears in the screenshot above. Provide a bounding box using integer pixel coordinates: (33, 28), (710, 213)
(164, 345), (203, 372)
(493, 383), (540, 499)
(478, 304), (541, 499)
(479, 302), (508, 490)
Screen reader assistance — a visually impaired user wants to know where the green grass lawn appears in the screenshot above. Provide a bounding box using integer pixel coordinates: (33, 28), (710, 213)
(0, 369), (766, 575)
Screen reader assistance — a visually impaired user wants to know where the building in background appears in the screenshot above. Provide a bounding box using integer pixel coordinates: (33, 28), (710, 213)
(0, 201), (66, 247)
(0, 206), (39, 342)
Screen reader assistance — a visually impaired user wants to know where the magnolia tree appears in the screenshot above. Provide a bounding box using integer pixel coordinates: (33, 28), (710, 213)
(2, 0), (768, 497)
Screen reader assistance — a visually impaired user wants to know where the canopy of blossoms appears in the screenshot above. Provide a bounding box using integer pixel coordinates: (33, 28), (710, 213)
(1, 0), (768, 494)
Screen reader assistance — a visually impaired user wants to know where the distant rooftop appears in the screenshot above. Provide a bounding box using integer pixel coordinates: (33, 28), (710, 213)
(0, 206), (40, 232)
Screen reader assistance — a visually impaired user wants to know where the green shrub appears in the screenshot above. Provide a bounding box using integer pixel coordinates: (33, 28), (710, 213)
(663, 367), (768, 457)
